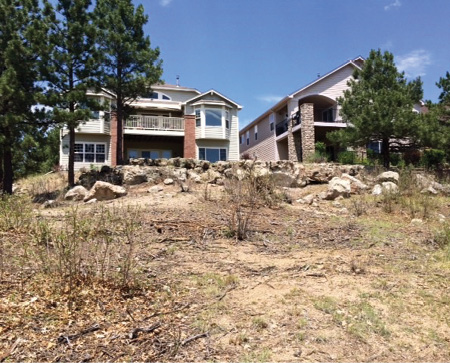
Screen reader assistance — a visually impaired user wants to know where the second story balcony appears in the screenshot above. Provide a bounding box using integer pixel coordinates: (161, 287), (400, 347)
(124, 115), (185, 135)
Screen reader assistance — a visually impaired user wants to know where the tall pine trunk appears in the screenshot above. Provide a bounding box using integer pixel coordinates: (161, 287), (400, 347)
(68, 125), (75, 187)
(382, 137), (390, 169)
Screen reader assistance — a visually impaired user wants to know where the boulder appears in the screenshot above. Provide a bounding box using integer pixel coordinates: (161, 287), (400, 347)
(324, 177), (351, 200)
(187, 170), (202, 183)
(272, 171), (297, 187)
(201, 169), (222, 184)
(297, 194), (315, 205)
(341, 173), (368, 193)
(64, 185), (88, 201)
(376, 171), (399, 184)
(84, 181), (127, 202)
(171, 168), (187, 182)
(164, 178), (174, 185)
(123, 166), (148, 185)
(382, 181), (399, 193)
(148, 185), (163, 193)
(372, 182), (399, 195)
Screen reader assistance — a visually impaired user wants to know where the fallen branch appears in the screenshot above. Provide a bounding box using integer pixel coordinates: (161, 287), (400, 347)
(181, 332), (208, 347)
(57, 324), (100, 345)
(129, 322), (161, 340)
(217, 285), (237, 301)
(144, 303), (190, 320)
(305, 273), (328, 280)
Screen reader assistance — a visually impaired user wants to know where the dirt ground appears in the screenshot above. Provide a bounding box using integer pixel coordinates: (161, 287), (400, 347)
(1, 181), (449, 362)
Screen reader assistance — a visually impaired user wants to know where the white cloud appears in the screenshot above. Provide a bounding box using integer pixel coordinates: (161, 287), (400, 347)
(384, 0), (401, 11)
(257, 94), (284, 104)
(160, 0), (172, 7)
(396, 49), (432, 77)
(381, 40), (394, 51)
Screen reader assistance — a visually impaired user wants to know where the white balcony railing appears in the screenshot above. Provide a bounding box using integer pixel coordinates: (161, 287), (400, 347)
(125, 115), (184, 131)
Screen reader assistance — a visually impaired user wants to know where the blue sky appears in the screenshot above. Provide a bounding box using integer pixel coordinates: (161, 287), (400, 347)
(140, 0), (450, 128)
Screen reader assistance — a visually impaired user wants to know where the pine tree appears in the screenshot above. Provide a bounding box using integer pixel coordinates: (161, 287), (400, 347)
(42, 0), (101, 187)
(94, 0), (162, 165)
(329, 49), (423, 168)
(0, 0), (47, 194)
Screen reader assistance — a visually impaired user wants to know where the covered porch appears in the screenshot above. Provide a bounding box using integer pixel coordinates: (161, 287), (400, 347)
(124, 134), (184, 161)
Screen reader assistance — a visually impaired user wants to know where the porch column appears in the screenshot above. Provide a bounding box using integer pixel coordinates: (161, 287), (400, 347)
(287, 116), (297, 162)
(300, 103), (315, 161)
(184, 115), (196, 159)
(110, 111), (118, 166)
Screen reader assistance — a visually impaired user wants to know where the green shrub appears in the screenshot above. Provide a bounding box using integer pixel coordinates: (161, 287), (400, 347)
(422, 149), (446, 170)
(338, 151), (357, 164)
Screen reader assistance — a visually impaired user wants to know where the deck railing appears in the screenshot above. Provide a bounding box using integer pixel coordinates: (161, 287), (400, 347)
(125, 115), (184, 131)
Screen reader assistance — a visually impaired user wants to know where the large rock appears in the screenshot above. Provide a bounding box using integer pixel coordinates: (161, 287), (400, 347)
(122, 166), (148, 185)
(415, 174), (449, 195)
(84, 181), (127, 202)
(341, 173), (368, 193)
(372, 182), (399, 195)
(64, 185), (88, 201)
(324, 177), (351, 200)
(376, 171), (399, 184)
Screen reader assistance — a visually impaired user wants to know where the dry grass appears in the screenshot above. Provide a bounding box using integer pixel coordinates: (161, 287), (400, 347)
(0, 170), (449, 362)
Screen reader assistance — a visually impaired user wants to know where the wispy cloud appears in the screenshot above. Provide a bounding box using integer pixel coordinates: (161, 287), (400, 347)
(160, 0), (173, 7)
(384, 0), (401, 11)
(396, 49), (432, 77)
(381, 40), (394, 51)
(257, 94), (284, 104)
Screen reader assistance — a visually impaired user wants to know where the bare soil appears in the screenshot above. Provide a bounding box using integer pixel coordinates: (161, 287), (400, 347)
(1, 182), (449, 362)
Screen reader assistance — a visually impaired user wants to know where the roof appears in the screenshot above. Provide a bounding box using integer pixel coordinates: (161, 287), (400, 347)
(185, 89), (243, 110)
(152, 83), (201, 94)
(240, 56), (364, 133)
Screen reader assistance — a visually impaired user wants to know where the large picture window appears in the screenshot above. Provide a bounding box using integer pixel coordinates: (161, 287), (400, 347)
(198, 148), (226, 163)
(74, 143), (106, 163)
(205, 109), (222, 127)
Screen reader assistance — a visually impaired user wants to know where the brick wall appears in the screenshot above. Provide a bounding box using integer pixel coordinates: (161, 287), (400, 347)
(184, 115), (196, 158)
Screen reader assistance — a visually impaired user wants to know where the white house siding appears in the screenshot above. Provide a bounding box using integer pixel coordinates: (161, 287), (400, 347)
(73, 117), (109, 134)
(203, 127), (225, 139)
(60, 134), (111, 171)
(228, 114), (240, 161)
(290, 65), (355, 113)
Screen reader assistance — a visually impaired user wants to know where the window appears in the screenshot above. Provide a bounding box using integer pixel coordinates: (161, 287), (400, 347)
(74, 143), (106, 163)
(195, 109), (201, 127)
(269, 113), (274, 131)
(322, 108), (334, 122)
(254, 125), (258, 141)
(205, 109), (222, 126)
(141, 91), (171, 100)
(246, 131), (249, 145)
(91, 110), (100, 119)
(198, 148), (226, 163)
(225, 111), (230, 129)
(141, 150), (172, 159)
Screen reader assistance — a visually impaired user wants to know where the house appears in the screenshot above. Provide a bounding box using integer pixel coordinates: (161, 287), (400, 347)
(59, 84), (242, 170)
(239, 57), (365, 162)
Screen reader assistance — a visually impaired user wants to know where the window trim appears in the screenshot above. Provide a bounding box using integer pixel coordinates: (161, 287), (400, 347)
(204, 108), (223, 127)
(74, 142), (106, 163)
(195, 109), (201, 127)
(198, 147), (227, 162)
